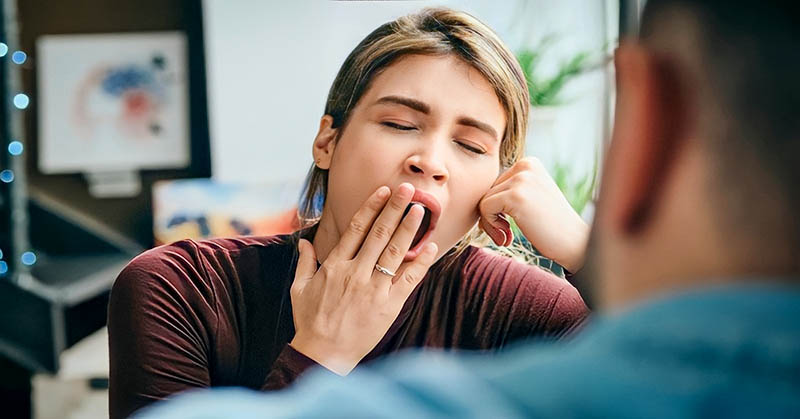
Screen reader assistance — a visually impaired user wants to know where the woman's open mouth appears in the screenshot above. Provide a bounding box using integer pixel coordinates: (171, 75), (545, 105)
(401, 189), (441, 261)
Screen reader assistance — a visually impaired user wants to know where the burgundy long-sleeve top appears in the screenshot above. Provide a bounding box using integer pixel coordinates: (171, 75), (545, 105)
(108, 233), (588, 418)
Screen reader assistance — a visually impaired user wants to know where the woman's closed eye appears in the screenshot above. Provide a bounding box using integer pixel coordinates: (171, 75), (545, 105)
(380, 120), (486, 155)
(455, 140), (486, 155)
(381, 121), (417, 131)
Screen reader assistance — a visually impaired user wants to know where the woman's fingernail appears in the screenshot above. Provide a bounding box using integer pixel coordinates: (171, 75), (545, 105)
(497, 216), (510, 230)
(410, 203), (424, 219)
(398, 183), (414, 196)
(497, 228), (507, 247)
(426, 242), (438, 255)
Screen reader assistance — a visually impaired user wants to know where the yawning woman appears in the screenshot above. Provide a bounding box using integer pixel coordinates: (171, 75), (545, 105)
(108, 7), (590, 418)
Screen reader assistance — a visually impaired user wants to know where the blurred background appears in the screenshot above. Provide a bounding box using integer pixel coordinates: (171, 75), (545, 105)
(0, 0), (634, 417)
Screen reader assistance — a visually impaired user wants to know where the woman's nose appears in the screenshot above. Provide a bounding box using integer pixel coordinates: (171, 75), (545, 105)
(405, 151), (449, 183)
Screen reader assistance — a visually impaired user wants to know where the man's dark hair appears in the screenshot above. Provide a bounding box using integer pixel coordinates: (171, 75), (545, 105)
(640, 0), (800, 253)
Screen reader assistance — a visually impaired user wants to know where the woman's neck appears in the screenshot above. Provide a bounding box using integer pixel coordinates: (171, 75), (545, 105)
(311, 210), (340, 264)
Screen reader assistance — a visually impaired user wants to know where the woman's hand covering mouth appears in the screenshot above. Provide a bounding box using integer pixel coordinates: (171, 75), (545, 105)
(289, 184), (439, 375)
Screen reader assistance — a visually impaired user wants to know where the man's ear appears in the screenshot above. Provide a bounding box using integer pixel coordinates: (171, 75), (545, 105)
(601, 42), (687, 235)
(312, 115), (338, 170)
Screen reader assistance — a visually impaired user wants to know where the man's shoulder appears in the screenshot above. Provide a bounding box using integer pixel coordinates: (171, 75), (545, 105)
(134, 285), (800, 419)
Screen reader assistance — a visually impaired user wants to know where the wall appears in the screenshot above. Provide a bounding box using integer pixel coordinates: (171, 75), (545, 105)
(202, 0), (617, 197)
(18, 0), (210, 248)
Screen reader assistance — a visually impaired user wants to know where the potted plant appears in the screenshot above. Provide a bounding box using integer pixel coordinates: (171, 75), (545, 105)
(517, 36), (598, 147)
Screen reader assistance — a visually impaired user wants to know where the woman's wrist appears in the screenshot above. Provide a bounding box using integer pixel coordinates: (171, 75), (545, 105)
(516, 212), (589, 273)
(289, 337), (358, 376)
(558, 217), (590, 273)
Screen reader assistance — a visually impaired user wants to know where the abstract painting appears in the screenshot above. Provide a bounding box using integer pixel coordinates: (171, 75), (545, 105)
(37, 32), (190, 173)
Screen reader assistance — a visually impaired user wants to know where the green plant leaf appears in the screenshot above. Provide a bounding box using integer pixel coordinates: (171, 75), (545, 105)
(516, 36), (599, 106)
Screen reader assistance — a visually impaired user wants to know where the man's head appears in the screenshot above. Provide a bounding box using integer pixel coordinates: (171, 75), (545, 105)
(586, 0), (800, 310)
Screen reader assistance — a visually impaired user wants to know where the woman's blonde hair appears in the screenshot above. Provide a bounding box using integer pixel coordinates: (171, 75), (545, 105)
(297, 7), (530, 261)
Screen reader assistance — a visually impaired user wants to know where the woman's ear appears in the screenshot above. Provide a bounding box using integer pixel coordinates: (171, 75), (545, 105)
(312, 115), (338, 170)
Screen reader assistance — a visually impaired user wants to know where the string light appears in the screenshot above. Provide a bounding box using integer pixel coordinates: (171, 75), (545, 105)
(21, 251), (36, 266)
(13, 93), (29, 109)
(8, 141), (23, 155)
(4, 43), (31, 278)
(0, 170), (14, 183)
(11, 51), (26, 64)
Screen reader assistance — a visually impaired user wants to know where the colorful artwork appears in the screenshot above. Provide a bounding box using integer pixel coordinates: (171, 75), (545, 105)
(37, 32), (189, 174)
(153, 179), (304, 246)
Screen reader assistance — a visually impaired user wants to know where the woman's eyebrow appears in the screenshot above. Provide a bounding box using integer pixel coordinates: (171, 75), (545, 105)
(374, 95), (430, 114)
(457, 116), (499, 142)
(373, 95), (499, 141)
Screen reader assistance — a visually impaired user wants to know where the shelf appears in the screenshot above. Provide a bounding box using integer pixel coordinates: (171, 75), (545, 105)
(0, 195), (137, 373)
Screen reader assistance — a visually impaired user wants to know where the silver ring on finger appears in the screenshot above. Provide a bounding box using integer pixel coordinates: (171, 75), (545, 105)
(374, 263), (396, 277)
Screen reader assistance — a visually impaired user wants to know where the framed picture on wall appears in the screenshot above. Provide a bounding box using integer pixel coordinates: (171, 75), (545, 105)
(36, 31), (190, 174)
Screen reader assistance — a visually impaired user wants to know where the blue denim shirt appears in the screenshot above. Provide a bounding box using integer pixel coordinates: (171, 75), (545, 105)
(138, 282), (800, 418)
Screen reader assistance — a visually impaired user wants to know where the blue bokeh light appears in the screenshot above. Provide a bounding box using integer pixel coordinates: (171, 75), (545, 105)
(13, 93), (29, 109)
(0, 43), (8, 57)
(11, 51), (26, 64)
(0, 261), (7, 275)
(8, 141), (23, 156)
(0, 170), (14, 183)
(21, 251), (36, 266)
